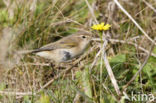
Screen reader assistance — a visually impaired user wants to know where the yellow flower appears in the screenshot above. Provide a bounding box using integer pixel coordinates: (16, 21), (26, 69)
(91, 22), (111, 31)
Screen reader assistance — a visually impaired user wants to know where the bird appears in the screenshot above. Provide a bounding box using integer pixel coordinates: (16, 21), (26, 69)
(31, 31), (92, 63)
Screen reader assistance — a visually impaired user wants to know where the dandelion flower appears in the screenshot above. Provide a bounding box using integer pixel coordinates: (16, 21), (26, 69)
(91, 22), (111, 31)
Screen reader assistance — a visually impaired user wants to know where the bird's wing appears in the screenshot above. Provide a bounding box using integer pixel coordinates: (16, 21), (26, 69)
(32, 37), (78, 53)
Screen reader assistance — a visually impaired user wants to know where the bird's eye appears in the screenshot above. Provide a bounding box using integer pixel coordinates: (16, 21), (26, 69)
(82, 35), (86, 39)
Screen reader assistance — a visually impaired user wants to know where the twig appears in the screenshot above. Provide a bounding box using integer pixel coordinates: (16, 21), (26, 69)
(113, 0), (156, 45)
(143, 0), (156, 13)
(109, 39), (156, 57)
(92, 38), (156, 57)
(90, 45), (101, 69)
(85, 0), (98, 24)
(37, 66), (73, 93)
(123, 40), (155, 90)
(102, 83), (117, 101)
(102, 38), (121, 96)
(18, 62), (50, 66)
(0, 91), (35, 96)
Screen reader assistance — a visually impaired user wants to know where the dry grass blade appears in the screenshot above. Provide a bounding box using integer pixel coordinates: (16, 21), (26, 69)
(102, 38), (121, 96)
(143, 0), (156, 13)
(90, 46), (101, 69)
(92, 38), (156, 57)
(113, 0), (156, 45)
(85, 0), (98, 24)
(0, 91), (35, 96)
(37, 66), (73, 93)
(109, 39), (156, 57)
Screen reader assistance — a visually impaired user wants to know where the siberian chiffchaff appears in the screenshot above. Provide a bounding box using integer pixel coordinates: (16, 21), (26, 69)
(32, 31), (92, 63)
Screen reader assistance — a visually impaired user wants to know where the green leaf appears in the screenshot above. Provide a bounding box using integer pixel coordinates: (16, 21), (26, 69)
(76, 67), (92, 99)
(0, 83), (6, 90)
(82, 67), (92, 98)
(103, 94), (116, 103)
(23, 96), (31, 103)
(39, 94), (51, 103)
(110, 54), (126, 63)
(143, 63), (156, 90)
(153, 46), (156, 54)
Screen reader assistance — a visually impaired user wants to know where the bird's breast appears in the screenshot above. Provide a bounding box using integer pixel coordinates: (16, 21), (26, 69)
(35, 48), (85, 63)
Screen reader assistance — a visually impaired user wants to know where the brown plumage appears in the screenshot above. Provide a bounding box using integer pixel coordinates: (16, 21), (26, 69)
(32, 31), (92, 62)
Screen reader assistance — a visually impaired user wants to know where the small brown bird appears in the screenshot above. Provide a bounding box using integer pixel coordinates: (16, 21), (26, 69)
(31, 31), (92, 63)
